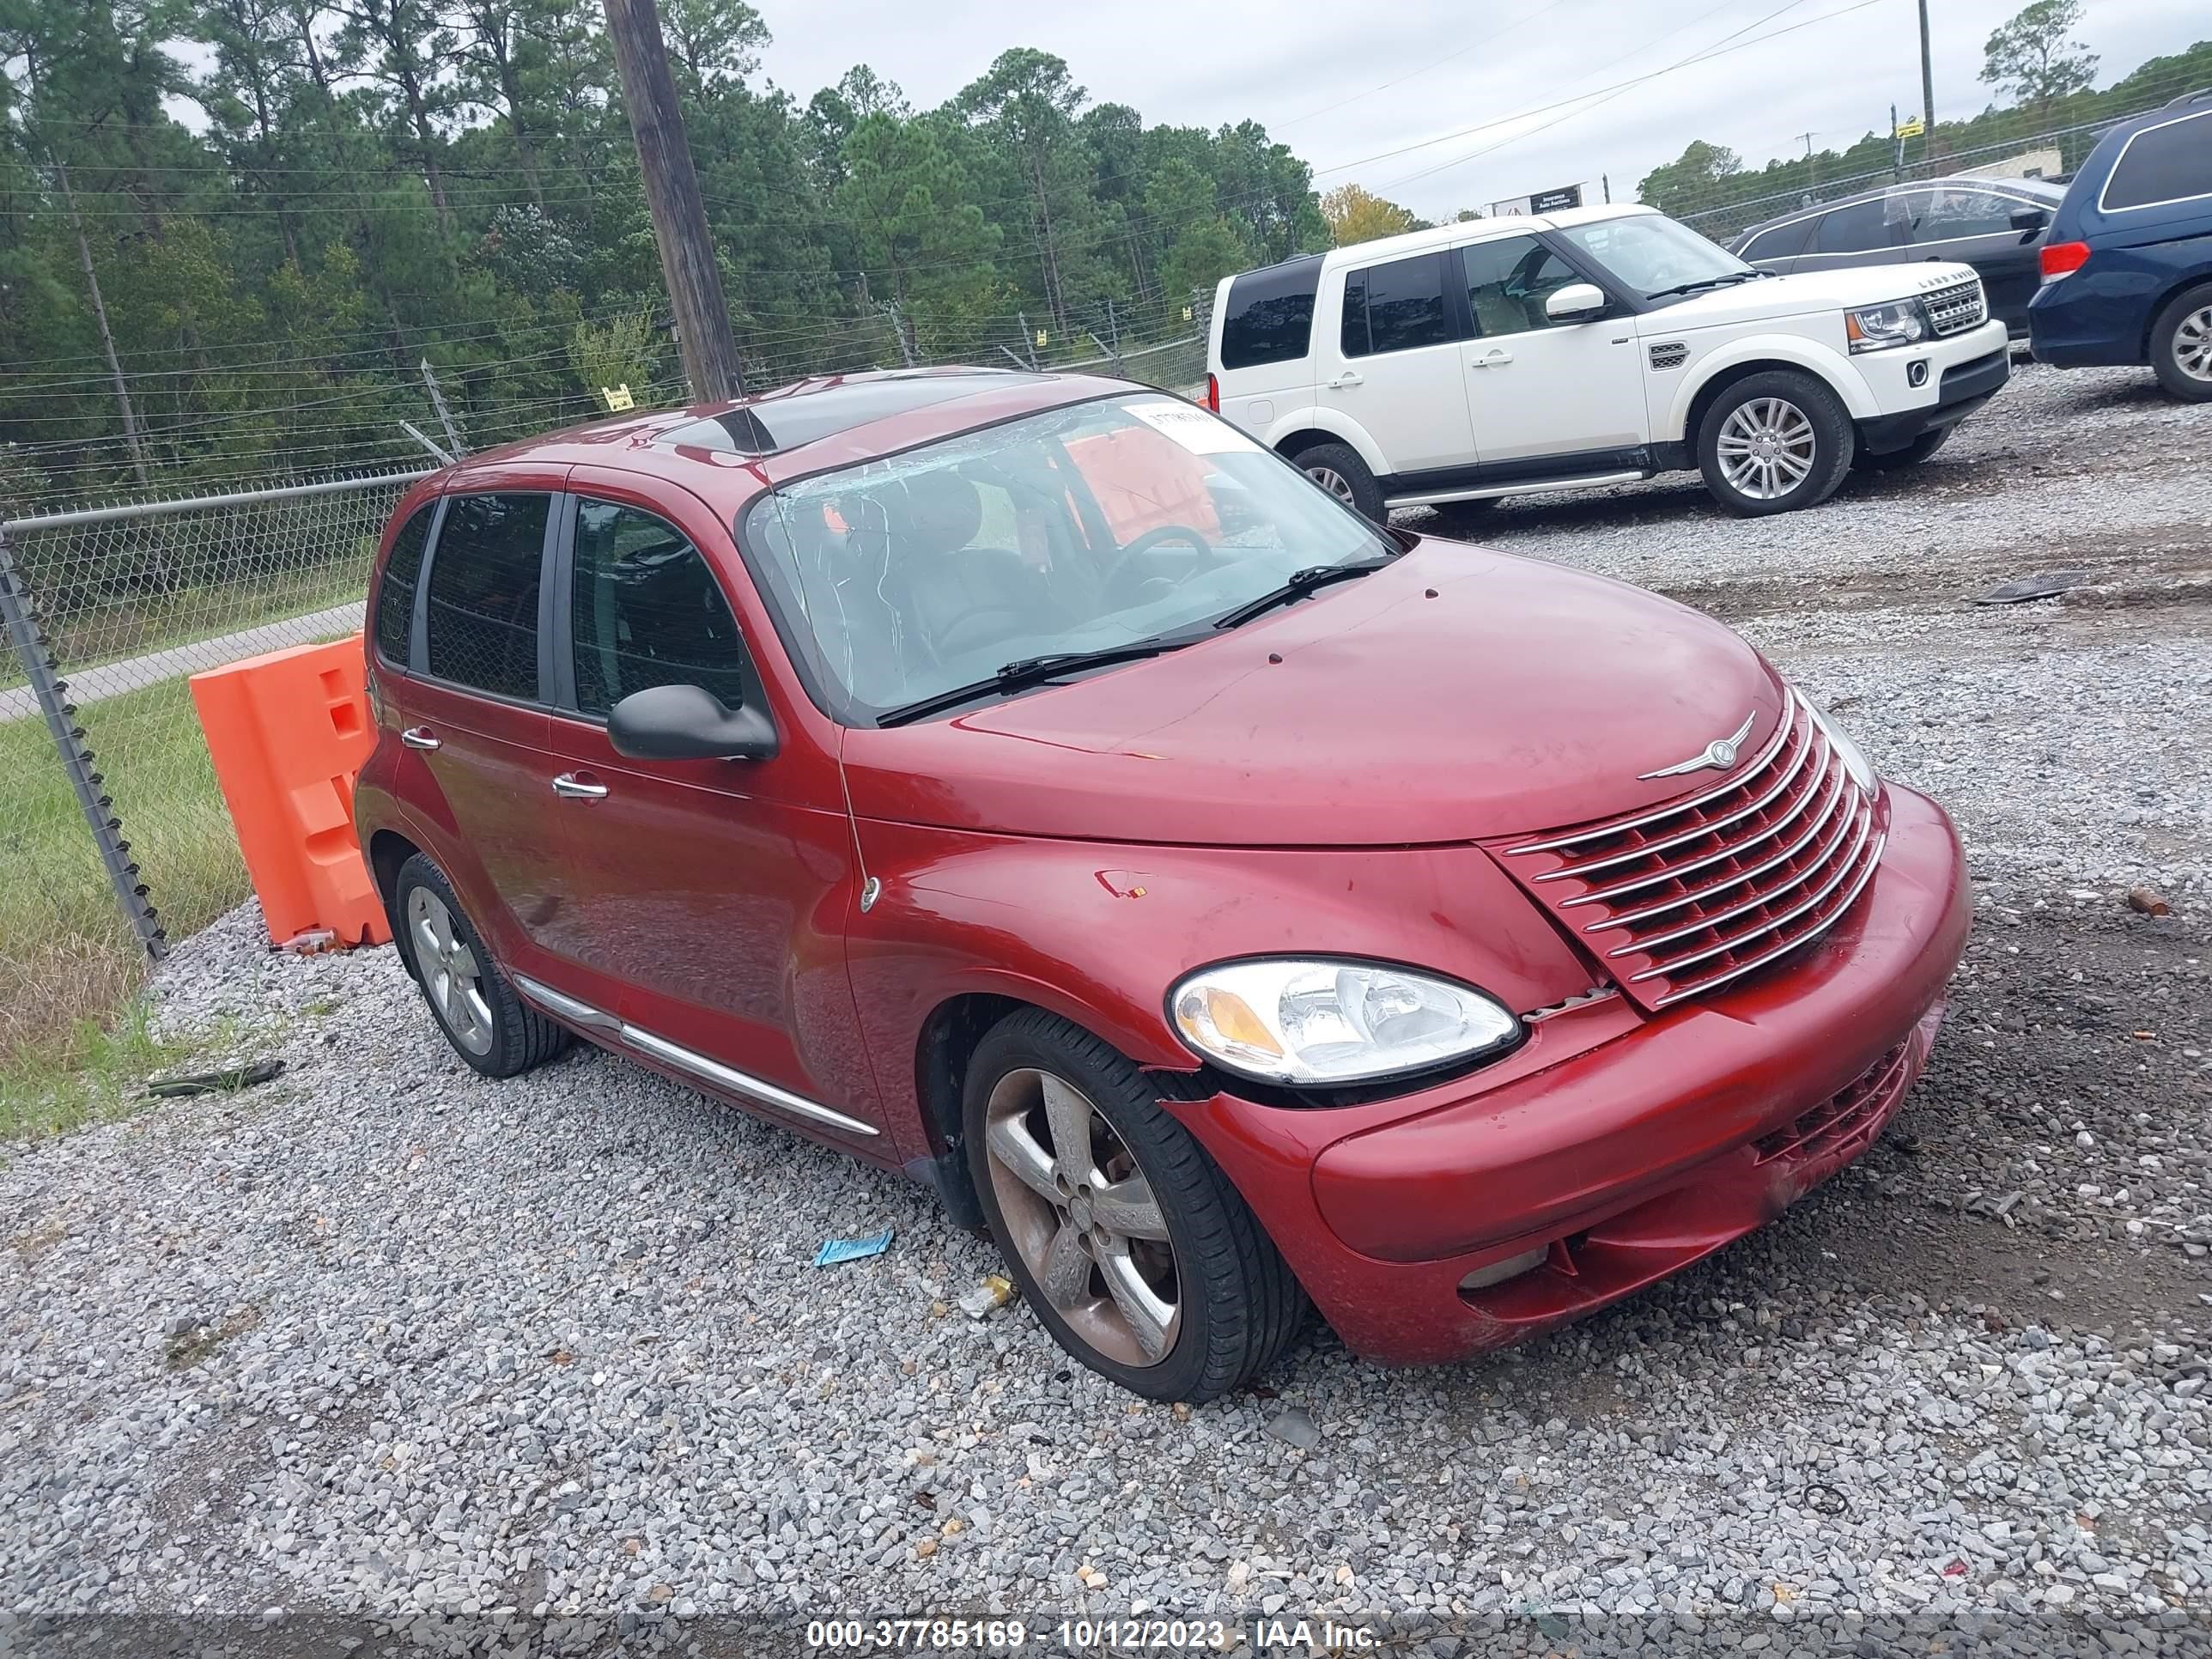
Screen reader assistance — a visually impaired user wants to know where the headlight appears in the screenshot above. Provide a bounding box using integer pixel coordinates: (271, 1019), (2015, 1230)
(1170, 958), (1520, 1087)
(1844, 299), (1929, 353)
(1806, 697), (1878, 792)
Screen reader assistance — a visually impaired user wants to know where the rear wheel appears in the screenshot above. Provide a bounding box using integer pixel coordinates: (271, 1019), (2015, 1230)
(1696, 370), (1854, 516)
(963, 1008), (1307, 1402)
(2149, 283), (2212, 403)
(1853, 426), (1952, 472)
(393, 853), (569, 1078)
(1291, 441), (1387, 524)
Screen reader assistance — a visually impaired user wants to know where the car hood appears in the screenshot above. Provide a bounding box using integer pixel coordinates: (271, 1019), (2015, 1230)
(838, 541), (1787, 848)
(1647, 262), (1980, 330)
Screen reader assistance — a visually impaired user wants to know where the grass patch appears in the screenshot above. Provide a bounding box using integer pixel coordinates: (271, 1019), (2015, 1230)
(0, 568), (368, 693)
(0, 1001), (193, 1142)
(1, 676), (251, 1131)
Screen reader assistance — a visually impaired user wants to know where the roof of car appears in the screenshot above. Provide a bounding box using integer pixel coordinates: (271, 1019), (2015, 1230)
(1303, 202), (1660, 270)
(435, 366), (1139, 514)
(1729, 173), (2066, 241)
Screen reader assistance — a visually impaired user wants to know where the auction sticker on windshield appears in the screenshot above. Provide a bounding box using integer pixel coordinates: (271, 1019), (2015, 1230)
(1127, 398), (1264, 453)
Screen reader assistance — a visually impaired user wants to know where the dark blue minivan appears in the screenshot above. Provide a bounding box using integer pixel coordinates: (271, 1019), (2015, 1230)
(2027, 90), (2212, 402)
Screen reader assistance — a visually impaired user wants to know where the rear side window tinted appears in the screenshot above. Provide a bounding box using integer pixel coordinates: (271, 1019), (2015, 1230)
(424, 493), (550, 701)
(373, 503), (434, 666)
(1814, 198), (1895, 253)
(2104, 112), (2212, 211)
(1739, 216), (1819, 261)
(1219, 258), (1321, 369)
(570, 501), (751, 718)
(1342, 252), (1453, 357)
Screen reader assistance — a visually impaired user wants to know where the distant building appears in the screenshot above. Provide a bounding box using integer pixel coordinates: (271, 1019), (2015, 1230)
(1957, 147), (2063, 183)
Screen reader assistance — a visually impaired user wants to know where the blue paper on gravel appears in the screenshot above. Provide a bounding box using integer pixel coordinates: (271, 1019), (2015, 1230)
(813, 1226), (893, 1267)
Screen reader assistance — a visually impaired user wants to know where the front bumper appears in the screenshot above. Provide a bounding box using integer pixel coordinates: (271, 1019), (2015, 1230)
(1856, 335), (2011, 453)
(1172, 782), (1969, 1367)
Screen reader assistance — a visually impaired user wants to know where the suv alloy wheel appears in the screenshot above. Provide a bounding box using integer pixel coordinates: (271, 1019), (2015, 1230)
(963, 1008), (1308, 1402)
(1291, 441), (1387, 524)
(1696, 370), (1855, 516)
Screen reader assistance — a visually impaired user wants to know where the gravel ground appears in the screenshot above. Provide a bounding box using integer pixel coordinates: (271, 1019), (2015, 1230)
(3, 361), (2210, 1658)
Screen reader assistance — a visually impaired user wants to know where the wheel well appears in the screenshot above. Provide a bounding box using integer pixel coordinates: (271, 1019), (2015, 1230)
(1271, 426), (1347, 465)
(1682, 359), (1828, 449)
(366, 829), (420, 943)
(2143, 273), (2212, 356)
(913, 993), (1025, 1157)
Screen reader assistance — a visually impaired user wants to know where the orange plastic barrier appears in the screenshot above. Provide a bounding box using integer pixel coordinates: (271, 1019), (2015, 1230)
(188, 633), (391, 950)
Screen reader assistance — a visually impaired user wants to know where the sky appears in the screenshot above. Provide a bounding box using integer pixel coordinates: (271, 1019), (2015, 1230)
(746, 0), (2207, 217)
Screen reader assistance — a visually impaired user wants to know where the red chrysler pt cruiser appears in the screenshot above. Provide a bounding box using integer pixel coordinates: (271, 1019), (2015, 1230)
(355, 368), (1969, 1401)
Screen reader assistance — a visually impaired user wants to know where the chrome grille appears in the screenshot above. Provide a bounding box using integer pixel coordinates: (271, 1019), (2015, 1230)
(1648, 341), (1688, 370)
(1494, 691), (1884, 1012)
(1923, 278), (1985, 337)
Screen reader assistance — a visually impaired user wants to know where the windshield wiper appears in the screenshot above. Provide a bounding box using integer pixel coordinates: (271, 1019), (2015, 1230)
(1208, 556), (1395, 631)
(1645, 271), (1763, 300)
(874, 634), (1203, 727)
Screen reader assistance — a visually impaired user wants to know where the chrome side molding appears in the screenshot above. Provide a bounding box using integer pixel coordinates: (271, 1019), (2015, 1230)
(511, 974), (879, 1138)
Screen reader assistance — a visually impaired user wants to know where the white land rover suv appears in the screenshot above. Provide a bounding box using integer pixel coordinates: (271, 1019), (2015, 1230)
(1205, 203), (2010, 521)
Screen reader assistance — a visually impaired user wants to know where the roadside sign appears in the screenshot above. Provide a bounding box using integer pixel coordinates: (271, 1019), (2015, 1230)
(1895, 114), (1925, 138)
(602, 384), (635, 411)
(1529, 184), (1583, 212)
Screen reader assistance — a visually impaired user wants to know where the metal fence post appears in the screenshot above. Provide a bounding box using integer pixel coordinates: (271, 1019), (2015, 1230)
(420, 358), (465, 458)
(0, 522), (167, 958)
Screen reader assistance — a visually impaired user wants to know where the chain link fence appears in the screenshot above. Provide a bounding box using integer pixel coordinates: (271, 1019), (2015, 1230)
(0, 471), (425, 1066)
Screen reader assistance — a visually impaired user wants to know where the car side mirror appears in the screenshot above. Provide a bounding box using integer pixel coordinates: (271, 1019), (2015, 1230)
(2008, 206), (2050, 233)
(608, 683), (778, 762)
(1545, 282), (1609, 323)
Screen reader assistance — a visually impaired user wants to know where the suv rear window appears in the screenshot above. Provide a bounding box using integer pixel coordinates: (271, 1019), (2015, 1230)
(2103, 110), (2212, 211)
(423, 492), (550, 701)
(1218, 257), (1322, 370)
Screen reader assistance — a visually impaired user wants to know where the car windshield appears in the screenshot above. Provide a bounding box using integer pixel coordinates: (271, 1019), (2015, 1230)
(1559, 214), (1753, 297)
(744, 393), (1392, 722)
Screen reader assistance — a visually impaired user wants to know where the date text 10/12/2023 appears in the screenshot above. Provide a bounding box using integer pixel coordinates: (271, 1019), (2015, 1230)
(804, 1617), (1383, 1651)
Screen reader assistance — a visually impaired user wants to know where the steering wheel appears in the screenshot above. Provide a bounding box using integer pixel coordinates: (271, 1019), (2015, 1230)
(1097, 523), (1216, 602)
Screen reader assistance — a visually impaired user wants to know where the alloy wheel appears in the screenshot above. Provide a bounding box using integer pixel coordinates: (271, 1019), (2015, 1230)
(405, 886), (494, 1056)
(2175, 306), (2212, 382)
(1716, 396), (1818, 501)
(981, 1067), (1181, 1368)
(1306, 465), (1357, 505)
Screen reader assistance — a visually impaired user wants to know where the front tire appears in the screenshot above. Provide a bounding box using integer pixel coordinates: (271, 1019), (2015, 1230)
(963, 1008), (1308, 1402)
(1291, 441), (1388, 524)
(1853, 426), (1952, 471)
(1697, 370), (1855, 515)
(2149, 283), (2212, 403)
(393, 853), (569, 1079)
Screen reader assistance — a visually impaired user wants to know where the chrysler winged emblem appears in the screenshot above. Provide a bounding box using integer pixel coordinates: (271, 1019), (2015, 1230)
(1639, 711), (1757, 781)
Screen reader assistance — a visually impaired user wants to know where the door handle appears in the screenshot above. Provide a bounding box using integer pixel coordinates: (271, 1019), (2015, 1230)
(1325, 370), (1364, 388)
(1470, 350), (1515, 369)
(400, 726), (441, 751)
(551, 772), (609, 800)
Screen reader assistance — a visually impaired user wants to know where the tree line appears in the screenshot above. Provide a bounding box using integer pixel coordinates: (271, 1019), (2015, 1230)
(0, 1), (1324, 511)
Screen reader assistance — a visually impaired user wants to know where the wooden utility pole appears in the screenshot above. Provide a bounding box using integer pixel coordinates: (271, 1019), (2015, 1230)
(602, 0), (744, 402)
(1917, 0), (1938, 161)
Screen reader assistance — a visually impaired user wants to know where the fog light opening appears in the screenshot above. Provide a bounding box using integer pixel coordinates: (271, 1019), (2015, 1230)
(1459, 1245), (1547, 1292)
(1907, 359), (1929, 388)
